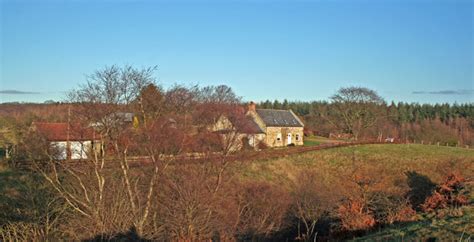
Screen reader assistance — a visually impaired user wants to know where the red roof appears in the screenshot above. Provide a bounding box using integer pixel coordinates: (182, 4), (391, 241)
(33, 122), (98, 141)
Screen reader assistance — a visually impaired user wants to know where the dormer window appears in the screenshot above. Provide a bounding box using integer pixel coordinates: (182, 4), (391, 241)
(276, 133), (282, 141)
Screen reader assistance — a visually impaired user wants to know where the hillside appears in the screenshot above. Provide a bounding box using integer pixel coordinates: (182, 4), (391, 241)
(242, 144), (474, 184)
(1, 144), (473, 241)
(238, 144), (473, 240)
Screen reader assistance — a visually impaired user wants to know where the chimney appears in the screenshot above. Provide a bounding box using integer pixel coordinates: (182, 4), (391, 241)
(248, 101), (256, 112)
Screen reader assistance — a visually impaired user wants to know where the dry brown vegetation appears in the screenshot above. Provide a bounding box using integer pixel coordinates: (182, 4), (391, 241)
(2, 144), (473, 240)
(1, 66), (473, 241)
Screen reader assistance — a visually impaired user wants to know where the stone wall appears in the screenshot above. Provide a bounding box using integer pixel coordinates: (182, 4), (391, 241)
(264, 126), (304, 147)
(211, 115), (234, 131)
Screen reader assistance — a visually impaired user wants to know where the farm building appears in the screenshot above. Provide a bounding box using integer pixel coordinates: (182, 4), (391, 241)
(32, 122), (100, 160)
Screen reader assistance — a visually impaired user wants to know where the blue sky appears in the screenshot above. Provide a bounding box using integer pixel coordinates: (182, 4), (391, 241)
(1, 0), (473, 104)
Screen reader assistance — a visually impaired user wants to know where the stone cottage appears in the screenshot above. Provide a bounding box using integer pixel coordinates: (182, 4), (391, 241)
(212, 102), (304, 149)
(246, 102), (304, 147)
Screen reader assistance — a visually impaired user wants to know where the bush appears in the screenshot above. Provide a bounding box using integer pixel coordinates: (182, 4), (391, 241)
(337, 199), (376, 231)
(0, 222), (45, 241)
(368, 192), (417, 224)
(236, 181), (291, 239)
(421, 173), (469, 214)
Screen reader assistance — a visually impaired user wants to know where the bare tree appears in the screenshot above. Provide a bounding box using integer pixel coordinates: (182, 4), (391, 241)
(27, 65), (174, 239)
(21, 65), (303, 240)
(325, 87), (385, 140)
(196, 85), (241, 104)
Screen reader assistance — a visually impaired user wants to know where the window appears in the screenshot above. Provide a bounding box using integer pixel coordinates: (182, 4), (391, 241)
(248, 136), (255, 146)
(51, 142), (67, 160)
(296, 134), (300, 141)
(71, 141), (91, 159)
(276, 133), (282, 141)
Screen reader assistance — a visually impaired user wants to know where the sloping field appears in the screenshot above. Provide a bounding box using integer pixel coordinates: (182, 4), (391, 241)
(1, 144), (473, 240)
(241, 144), (474, 185)
(238, 144), (473, 240)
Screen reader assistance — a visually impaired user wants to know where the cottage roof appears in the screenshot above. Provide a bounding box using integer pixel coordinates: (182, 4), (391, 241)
(255, 109), (304, 127)
(237, 117), (265, 134)
(33, 122), (98, 142)
(214, 115), (265, 134)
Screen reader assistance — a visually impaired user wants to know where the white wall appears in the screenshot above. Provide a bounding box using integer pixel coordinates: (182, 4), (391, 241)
(71, 141), (91, 159)
(50, 141), (91, 160)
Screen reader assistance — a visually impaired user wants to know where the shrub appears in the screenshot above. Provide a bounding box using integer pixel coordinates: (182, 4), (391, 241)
(337, 199), (376, 231)
(388, 204), (417, 223)
(236, 181), (291, 238)
(0, 222), (45, 241)
(421, 173), (469, 214)
(368, 192), (417, 225)
(291, 170), (337, 241)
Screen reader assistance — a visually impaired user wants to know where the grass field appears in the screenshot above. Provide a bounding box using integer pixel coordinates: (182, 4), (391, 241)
(241, 144), (474, 184)
(239, 144), (474, 240)
(303, 135), (349, 146)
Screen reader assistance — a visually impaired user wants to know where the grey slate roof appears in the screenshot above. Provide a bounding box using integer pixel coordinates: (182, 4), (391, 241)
(255, 109), (303, 127)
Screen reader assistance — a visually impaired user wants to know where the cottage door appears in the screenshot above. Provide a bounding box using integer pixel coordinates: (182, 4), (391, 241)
(287, 133), (292, 144)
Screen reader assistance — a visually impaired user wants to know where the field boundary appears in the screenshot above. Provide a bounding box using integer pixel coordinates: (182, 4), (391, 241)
(12, 140), (472, 169)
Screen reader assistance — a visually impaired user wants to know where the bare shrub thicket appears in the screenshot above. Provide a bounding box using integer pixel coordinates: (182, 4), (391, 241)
(235, 181), (292, 239)
(333, 159), (417, 232)
(0, 169), (66, 241)
(291, 170), (338, 241)
(11, 66), (472, 240)
(18, 65), (268, 240)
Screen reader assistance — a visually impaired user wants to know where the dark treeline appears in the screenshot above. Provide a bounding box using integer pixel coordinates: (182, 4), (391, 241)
(259, 100), (474, 145)
(259, 100), (473, 122)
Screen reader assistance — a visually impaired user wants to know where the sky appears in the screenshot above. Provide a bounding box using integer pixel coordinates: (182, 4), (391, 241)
(1, 0), (473, 104)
